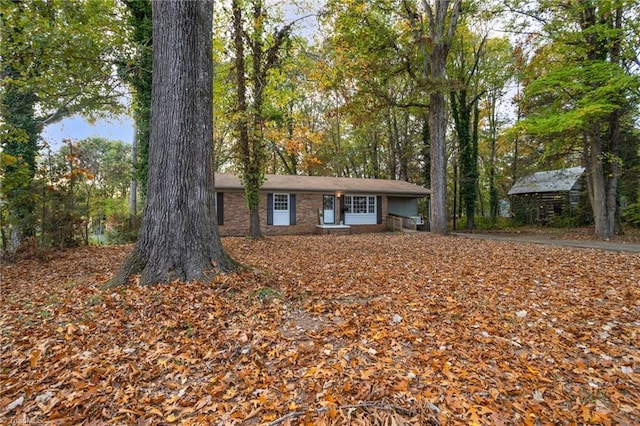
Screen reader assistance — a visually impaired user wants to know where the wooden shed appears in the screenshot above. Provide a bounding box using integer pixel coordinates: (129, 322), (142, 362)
(508, 167), (585, 224)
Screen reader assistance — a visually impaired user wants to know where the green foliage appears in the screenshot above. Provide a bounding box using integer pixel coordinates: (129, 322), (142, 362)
(508, 0), (640, 239)
(252, 286), (282, 303)
(120, 0), (152, 194)
(473, 216), (515, 230)
(1, 62), (40, 241)
(2, 138), (134, 249)
(102, 211), (139, 245)
(0, 0), (128, 123)
(0, 152), (38, 247)
(0, 0), (129, 248)
(522, 61), (638, 137)
(548, 215), (580, 228)
(622, 203), (640, 227)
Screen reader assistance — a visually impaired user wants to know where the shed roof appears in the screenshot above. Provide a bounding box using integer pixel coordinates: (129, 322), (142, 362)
(508, 167), (585, 195)
(215, 173), (431, 197)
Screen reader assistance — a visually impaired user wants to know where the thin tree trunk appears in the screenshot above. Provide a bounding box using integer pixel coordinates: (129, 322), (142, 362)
(488, 94), (498, 223)
(129, 126), (138, 238)
(452, 158), (457, 231)
(231, 0), (259, 238)
(608, 109), (620, 236)
(512, 83), (521, 187)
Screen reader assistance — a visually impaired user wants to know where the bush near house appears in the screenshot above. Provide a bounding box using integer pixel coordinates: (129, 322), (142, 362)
(622, 203), (640, 227)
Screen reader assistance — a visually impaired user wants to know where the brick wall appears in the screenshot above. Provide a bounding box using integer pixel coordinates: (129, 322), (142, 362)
(218, 191), (388, 237)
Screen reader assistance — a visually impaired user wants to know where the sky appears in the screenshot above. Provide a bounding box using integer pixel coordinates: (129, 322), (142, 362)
(42, 114), (135, 150)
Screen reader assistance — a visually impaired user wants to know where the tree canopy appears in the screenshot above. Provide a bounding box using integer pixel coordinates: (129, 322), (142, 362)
(1, 0), (128, 246)
(2, 0), (639, 246)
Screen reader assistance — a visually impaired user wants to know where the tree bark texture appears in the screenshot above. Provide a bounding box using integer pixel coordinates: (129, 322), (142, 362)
(423, 0), (462, 235)
(429, 88), (448, 234)
(106, 0), (236, 287)
(129, 126), (138, 236)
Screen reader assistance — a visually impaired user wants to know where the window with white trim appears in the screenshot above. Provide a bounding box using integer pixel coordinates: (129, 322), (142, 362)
(344, 195), (376, 214)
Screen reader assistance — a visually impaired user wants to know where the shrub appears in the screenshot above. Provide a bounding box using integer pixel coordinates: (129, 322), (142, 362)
(548, 215), (579, 228)
(473, 216), (515, 230)
(103, 213), (139, 245)
(622, 203), (640, 227)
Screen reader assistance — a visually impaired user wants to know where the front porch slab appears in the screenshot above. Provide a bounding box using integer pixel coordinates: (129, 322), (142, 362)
(314, 224), (352, 235)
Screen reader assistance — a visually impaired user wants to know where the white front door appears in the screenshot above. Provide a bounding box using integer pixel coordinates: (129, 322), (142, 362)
(323, 195), (335, 224)
(273, 193), (290, 226)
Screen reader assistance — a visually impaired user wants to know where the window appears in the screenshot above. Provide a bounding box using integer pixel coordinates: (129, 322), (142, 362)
(274, 193), (289, 210)
(569, 190), (580, 206)
(344, 195), (376, 214)
(343, 194), (378, 225)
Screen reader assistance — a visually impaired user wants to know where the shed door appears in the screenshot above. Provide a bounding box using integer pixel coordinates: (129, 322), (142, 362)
(323, 195), (335, 224)
(273, 193), (290, 226)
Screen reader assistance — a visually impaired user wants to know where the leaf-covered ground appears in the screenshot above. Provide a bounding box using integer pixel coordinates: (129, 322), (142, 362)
(1, 233), (639, 425)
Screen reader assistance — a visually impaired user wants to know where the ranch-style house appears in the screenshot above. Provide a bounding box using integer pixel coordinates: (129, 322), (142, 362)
(214, 173), (431, 236)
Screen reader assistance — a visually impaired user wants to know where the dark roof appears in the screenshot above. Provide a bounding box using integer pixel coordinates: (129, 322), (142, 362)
(508, 167), (585, 195)
(215, 173), (431, 197)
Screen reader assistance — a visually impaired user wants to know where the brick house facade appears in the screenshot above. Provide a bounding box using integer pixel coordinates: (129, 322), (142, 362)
(214, 173), (430, 237)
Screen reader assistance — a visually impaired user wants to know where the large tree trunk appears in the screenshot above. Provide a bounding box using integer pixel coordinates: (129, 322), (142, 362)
(586, 131), (618, 240)
(580, 3), (621, 241)
(428, 50), (449, 235)
(587, 121), (620, 240)
(423, 0), (462, 235)
(587, 136), (611, 240)
(105, 0), (236, 287)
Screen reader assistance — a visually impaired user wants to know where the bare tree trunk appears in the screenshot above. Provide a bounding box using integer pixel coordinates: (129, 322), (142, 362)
(588, 122), (620, 240)
(452, 157), (457, 231)
(401, 0), (461, 233)
(488, 93), (498, 223)
(428, 59), (449, 234)
(105, 0), (236, 287)
(587, 134), (610, 239)
(421, 0), (462, 234)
